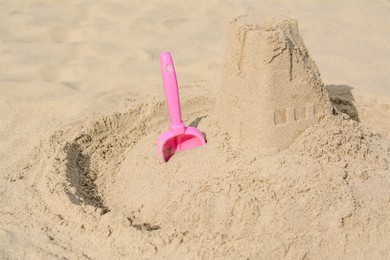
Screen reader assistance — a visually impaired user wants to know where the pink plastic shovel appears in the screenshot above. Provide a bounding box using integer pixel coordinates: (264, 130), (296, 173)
(157, 51), (206, 162)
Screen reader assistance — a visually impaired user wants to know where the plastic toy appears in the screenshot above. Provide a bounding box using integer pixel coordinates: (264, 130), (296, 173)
(157, 51), (205, 162)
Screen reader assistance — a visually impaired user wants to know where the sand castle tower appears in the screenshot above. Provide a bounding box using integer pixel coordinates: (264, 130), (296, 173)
(215, 14), (332, 155)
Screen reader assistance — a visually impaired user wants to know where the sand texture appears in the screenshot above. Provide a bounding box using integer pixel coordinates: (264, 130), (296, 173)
(1, 0), (390, 259)
(215, 14), (332, 154)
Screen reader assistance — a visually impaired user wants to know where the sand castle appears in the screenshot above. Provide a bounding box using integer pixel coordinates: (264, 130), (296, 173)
(215, 14), (333, 154)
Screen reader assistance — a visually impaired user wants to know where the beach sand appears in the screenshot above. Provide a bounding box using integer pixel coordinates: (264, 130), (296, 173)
(1, 0), (390, 259)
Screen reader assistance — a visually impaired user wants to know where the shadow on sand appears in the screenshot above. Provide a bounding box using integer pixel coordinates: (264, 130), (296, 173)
(326, 84), (360, 122)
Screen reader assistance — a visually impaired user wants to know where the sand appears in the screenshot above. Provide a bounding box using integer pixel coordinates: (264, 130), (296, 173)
(215, 14), (332, 154)
(1, 0), (390, 259)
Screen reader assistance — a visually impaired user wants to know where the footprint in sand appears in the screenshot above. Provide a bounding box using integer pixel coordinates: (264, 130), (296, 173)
(40, 65), (88, 82)
(40, 65), (61, 82)
(161, 18), (189, 30)
(49, 26), (70, 43)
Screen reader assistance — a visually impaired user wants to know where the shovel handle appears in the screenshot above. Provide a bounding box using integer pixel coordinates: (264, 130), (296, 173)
(160, 51), (185, 134)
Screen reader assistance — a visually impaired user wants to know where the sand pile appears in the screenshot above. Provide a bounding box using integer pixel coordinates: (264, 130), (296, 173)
(215, 14), (332, 155)
(2, 98), (390, 259)
(1, 13), (390, 259)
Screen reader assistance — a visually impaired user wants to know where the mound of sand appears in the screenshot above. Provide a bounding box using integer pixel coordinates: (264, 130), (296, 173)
(215, 14), (332, 155)
(2, 96), (389, 259)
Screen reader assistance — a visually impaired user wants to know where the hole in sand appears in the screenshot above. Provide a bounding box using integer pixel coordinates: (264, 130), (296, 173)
(57, 97), (212, 228)
(65, 141), (110, 214)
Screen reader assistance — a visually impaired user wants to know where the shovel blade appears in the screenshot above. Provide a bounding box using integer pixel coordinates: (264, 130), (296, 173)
(157, 127), (205, 162)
